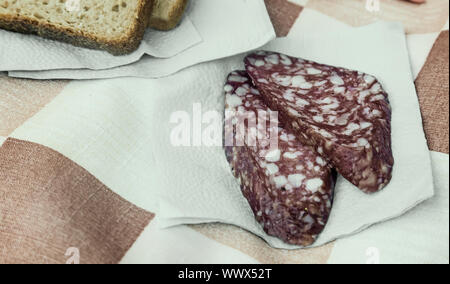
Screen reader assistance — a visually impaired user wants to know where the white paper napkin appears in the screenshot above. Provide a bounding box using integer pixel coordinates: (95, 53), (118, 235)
(154, 21), (435, 248)
(8, 0), (275, 79)
(327, 151), (449, 264)
(0, 15), (202, 71)
(11, 18), (434, 249)
(120, 218), (260, 264)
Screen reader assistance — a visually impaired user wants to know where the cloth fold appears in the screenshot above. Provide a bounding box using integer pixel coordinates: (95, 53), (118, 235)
(6, 0), (276, 80)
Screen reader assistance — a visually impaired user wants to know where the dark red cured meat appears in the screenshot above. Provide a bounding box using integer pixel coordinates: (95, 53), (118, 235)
(224, 71), (336, 247)
(244, 51), (394, 194)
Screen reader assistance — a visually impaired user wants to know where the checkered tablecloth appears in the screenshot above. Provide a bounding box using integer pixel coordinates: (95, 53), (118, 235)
(1, 0), (448, 264)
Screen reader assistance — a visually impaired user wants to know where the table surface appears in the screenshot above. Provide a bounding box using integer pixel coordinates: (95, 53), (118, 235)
(0, 0), (448, 265)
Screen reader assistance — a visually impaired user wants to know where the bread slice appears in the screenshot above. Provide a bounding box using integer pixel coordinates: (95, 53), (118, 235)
(0, 0), (153, 55)
(149, 0), (188, 30)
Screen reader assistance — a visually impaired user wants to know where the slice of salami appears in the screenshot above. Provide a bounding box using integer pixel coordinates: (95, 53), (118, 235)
(224, 71), (336, 247)
(245, 51), (394, 194)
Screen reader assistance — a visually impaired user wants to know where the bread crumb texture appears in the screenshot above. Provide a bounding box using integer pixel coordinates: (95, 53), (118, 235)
(0, 0), (140, 40)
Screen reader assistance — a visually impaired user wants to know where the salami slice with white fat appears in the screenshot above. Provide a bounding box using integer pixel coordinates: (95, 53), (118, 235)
(224, 71), (336, 246)
(245, 51), (394, 193)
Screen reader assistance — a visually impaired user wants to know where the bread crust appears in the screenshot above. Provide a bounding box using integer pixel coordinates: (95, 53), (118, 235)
(0, 0), (153, 55)
(149, 0), (188, 31)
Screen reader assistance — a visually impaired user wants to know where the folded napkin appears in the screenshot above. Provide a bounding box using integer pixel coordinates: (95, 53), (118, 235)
(327, 151), (449, 264)
(118, 151), (447, 264)
(0, 15), (201, 71)
(10, 17), (434, 249)
(7, 0), (275, 80)
(152, 21), (434, 249)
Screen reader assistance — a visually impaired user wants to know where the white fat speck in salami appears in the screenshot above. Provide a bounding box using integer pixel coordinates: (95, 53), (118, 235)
(306, 178), (324, 193)
(283, 152), (298, 159)
(284, 90), (295, 102)
(280, 54), (293, 66)
(307, 68), (322, 75)
(296, 98), (310, 107)
(315, 80), (328, 87)
(224, 70), (336, 247)
(343, 123), (360, 135)
(265, 149), (281, 162)
(274, 176), (288, 188)
(357, 138), (369, 147)
(288, 174), (306, 188)
(316, 157), (326, 166)
(313, 115), (324, 123)
(303, 214), (315, 224)
(318, 97), (332, 104)
(291, 75), (306, 87)
(371, 95), (386, 102)
(360, 122), (373, 129)
(266, 163), (279, 175)
(334, 87), (346, 94)
(226, 95), (243, 108)
(364, 75), (376, 84)
(266, 54), (280, 65)
(299, 82), (313, 89)
(236, 87), (250, 97)
(255, 60), (265, 67)
(228, 75), (248, 83)
(321, 101), (340, 112)
(274, 75), (292, 87)
(371, 83), (382, 93)
(245, 51), (394, 194)
(372, 110), (382, 117)
(224, 85), (233, 92)
(329, 75), (344, 85)
(289, 108), (301, 117)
